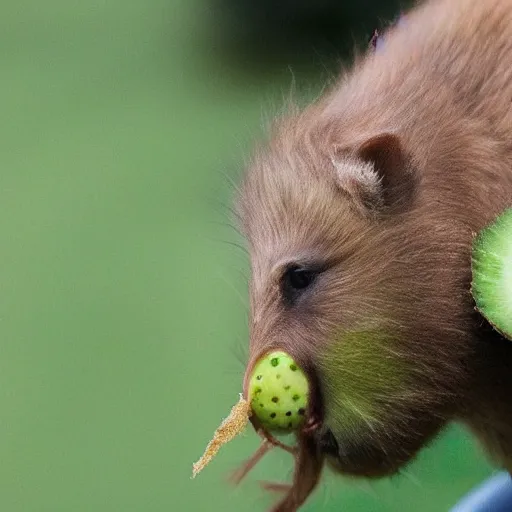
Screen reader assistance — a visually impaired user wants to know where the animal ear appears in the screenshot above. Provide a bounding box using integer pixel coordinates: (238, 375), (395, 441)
(333, 133), (415, 213)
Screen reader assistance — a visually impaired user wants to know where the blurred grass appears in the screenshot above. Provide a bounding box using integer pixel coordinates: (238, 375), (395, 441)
(0, 0), (495, 511)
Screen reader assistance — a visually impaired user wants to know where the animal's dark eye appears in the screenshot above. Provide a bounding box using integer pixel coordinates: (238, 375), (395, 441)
(281, 265), (318, 304)
(286, 267), (315, 290)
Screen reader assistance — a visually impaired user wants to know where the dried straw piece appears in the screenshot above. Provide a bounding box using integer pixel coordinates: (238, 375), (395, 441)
(192, 393), (252, 478)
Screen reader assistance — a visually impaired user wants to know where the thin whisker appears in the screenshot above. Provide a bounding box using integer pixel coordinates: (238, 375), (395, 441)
(216, 238), (249, 257)
(260, 481), (291, 494)
(228, 341), (248, 370)
(230, 440), (273, 485)
(215, 269), (249, 310)
(399, 468), (422, 487)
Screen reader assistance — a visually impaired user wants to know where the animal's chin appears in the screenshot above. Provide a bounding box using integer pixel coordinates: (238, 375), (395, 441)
(301, 371), (413, 478)
(314, 426), (418, 478)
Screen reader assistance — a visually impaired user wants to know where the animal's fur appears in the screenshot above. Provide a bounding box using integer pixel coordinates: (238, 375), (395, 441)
(237, 0), (512, 509)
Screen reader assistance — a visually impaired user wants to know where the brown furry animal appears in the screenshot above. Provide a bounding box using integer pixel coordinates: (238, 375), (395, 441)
(235, 0), (512, 510)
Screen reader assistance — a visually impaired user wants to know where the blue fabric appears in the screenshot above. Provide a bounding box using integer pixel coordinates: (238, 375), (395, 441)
(450, 473), (512, 512)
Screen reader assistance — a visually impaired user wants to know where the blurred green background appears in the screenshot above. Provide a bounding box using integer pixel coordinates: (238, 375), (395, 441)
(0, 0), (497, 511)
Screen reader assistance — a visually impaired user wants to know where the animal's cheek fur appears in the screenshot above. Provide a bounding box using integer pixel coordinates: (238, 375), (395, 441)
(317, 327), (410, 437)
(314, 326), (447, 476)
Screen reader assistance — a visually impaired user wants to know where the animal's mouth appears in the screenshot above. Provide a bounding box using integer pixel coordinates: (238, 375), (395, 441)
(316, 427), (340, 458)
(235, 357), (405, 509)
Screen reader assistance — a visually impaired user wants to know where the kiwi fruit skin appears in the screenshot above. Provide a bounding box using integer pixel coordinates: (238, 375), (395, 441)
(472, 207), (512, 340)
(247, 351), (309, 432)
